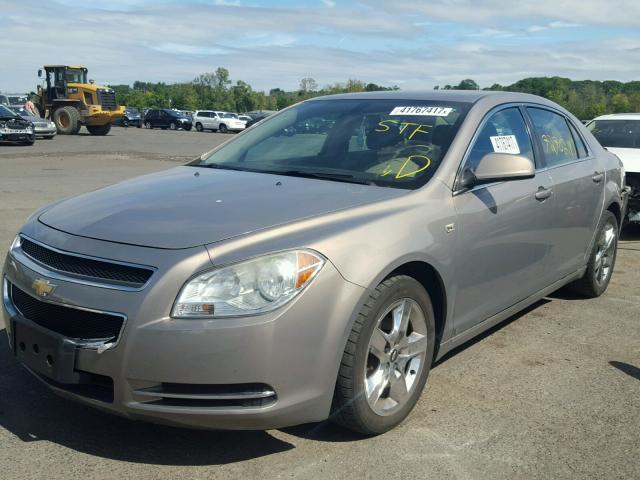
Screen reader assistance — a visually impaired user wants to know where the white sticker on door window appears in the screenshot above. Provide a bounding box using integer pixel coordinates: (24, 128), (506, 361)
(490, 135), (520, 154)
(389, 106), (453, 116)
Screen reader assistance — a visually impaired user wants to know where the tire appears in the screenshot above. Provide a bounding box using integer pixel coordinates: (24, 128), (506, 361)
(196, 123), (203, 132)
(331, 275), (436, 435)
(219, 124), (228, 133)
(144, 121), (152, 129)
(21, 135), (35, 146)
(184, 125), (192, 131)
(86, 124), (111, 136)
(568, 210), (619, 297)
(169, 122), (177, 130)
(123, 118), (129, 127)
(53, 106), (81, 135)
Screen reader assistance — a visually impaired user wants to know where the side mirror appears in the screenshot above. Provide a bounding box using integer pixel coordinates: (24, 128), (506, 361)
(461, 153), (535, 189)
(37, 69), (42, 78)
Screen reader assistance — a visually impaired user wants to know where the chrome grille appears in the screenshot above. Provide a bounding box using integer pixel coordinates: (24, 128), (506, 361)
(19, 236), (154, 288)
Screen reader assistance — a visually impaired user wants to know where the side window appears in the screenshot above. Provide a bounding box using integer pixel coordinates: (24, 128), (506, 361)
(465, 107), (534, 172)
(527, 108), (578, 167)
(567, 121), (589, 158)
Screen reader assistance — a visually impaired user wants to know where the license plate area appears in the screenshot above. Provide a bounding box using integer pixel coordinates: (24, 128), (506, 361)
(13, 319), (80, 384)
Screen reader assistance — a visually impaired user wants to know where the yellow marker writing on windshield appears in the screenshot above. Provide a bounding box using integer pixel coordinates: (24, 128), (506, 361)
(395, 154), (431, 179)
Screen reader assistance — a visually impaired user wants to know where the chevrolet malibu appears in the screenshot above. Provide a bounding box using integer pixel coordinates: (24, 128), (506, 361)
(2, 91), (627, 434)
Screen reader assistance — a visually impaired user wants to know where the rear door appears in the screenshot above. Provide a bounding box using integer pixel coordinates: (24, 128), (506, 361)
(525, 107), (605, 278)
(452, 105), (556, 334)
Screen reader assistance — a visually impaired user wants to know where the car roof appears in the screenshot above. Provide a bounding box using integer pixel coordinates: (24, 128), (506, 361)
(592, 113), (640, 121)
(306, 90), (547, 104)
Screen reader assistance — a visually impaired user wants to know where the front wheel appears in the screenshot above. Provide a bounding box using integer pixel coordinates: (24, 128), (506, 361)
(169, 122), (177, 130)
(195, 123), (203, 132)
(331, 275), (435, 434)
(568, 210), (619, 297)
(86, 124), (111, 136)
(144, 121), (152, 129)
(218, 124), (228, 133)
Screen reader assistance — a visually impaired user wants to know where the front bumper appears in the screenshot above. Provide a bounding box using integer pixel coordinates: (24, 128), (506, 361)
(0, 131), (35, 143)
(34, 125), (57, 137)
(1, 225), (364, 430)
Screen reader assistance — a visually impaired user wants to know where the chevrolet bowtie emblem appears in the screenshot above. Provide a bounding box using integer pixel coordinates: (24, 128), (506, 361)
(32, 278), (56, 297)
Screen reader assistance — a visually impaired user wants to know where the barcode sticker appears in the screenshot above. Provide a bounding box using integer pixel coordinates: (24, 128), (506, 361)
(389, 106), (453, 116)
(490, 135), (520, 154)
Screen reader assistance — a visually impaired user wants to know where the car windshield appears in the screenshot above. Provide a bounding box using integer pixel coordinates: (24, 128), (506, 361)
(195, 99), (470, 189)
(587, 119), (640, 149)
(8, 96), (26, 104)
(127, 108), (139, 114)
(222, 113), (237, 118)
(169, 110), (185, 117)
(0, 105), (19, 118)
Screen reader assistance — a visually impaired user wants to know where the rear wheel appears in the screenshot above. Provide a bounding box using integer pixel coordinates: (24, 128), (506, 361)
(86, 124), (111, 136)
(144, 121), (152, 129)
(196, 123), (203, 132)
(332, 275), (435, 434)
(568, 210), (619, 297)
(53, 106), (81, 135)
(219, 124), (228, 133)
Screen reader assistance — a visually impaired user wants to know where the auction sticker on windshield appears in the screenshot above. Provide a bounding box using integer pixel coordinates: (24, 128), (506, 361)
(390, 106), (453, 116)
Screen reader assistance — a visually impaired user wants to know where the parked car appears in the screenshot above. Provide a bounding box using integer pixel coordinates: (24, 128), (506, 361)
(8, 107), (56, 139)
(238, 115), (252, 123)
(6, 94), (28, 110)
(115, 108), (142, 128)
(587, 113), (640, 223)
(0, 94), (8, 106)
(2, 91), (626, 434)
(143, 108), (192, 130)
(192, 110), (245, 133)
(245, 112), (273, 128)
(0, 104), (35, 145)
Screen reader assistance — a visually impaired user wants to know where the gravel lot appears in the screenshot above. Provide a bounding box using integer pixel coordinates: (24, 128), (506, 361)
(0, 128), (638, 480)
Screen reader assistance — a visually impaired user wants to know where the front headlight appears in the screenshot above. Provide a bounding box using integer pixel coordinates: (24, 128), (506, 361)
(48, 122), (56, 128)
(172, 249), (325, 318)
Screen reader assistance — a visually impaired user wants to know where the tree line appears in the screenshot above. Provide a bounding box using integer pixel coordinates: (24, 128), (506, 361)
(436, 77), (640, 120)
(110, 68), (640, 119)
(109, 67), (398, 113)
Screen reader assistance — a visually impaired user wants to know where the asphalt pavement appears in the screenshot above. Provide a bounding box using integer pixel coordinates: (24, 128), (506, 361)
(0, 127), (638, 480)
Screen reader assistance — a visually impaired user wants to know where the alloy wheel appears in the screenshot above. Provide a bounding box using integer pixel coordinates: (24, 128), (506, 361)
(364, 298), (428, 416)
(594, 220), (617, 286)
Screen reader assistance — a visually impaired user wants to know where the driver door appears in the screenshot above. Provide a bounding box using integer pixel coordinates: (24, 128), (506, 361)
(452, 106), (555, 334)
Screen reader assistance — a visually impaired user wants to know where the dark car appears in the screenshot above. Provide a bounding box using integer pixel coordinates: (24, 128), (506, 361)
(143, 109), (192, 131)
(245, 112), (273, 128)
(115, 108), (142, 128)
(0, 105), (35, 145)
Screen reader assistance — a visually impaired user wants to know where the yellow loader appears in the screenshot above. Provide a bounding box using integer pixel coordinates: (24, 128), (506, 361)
(36, 65), (125, 135)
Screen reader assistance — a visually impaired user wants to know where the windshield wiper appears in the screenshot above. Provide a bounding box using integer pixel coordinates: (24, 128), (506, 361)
(272, 170), (374, 186)
(193, 163), (374, 185)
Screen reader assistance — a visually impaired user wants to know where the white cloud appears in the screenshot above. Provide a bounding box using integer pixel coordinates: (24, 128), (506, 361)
(322, 0), (336, 7)
(0, 0), (637, 94)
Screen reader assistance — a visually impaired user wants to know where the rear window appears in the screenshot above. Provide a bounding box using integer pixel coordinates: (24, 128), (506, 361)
(196, 99), (471, 189)
(587, 119), (640, 149)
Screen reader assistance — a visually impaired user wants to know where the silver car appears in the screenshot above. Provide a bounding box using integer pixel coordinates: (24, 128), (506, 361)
(10, 107), (57, 139)
(1, 91), (627, 434)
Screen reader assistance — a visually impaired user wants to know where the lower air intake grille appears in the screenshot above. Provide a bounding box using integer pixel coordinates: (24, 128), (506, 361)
(10, 283), (124, 341)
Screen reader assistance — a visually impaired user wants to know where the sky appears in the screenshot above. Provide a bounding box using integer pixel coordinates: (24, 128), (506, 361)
(1, 0), (639, 93)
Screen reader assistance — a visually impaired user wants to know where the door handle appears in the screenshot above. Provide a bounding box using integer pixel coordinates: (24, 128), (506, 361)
(534, 186), (552, 201)
(592, 172), (604, 183)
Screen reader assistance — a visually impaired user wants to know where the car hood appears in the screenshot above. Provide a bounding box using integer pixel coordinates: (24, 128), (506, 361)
(38, 166), (406, 249)
(607, 147), (640, 173)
